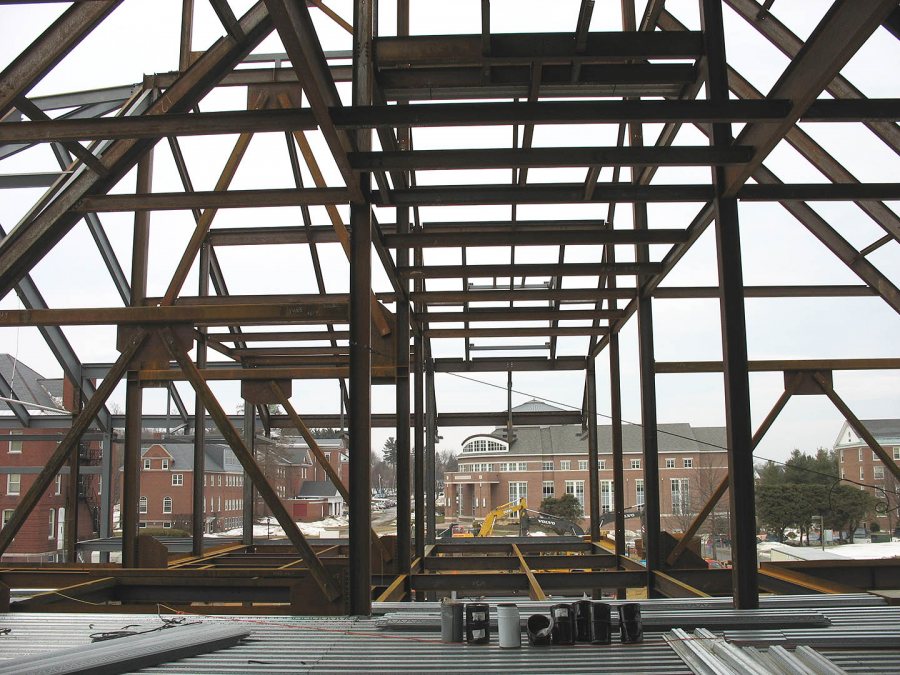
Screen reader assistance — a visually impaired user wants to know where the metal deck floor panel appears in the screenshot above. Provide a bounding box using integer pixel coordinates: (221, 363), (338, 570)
(1, 596), (899, 674)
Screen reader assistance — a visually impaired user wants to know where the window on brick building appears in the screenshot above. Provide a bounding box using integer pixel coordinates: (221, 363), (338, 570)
(163, 496), (172, 514)
(578, 460), (588, 471)
(636, 479), (645, 507)
(163, 522), (171, 529)
(599, 460), (606, 470)
(860, 467), (865, 481)
(600, 480), (613, 513)
(665, 458), (675, 468)
(143, 459), (151, 470)
(683, 458), (693, 468)
(55, 475), (62, 495)
(517, 462), (527, 471)
(8, 431), (21, 454)
(2, 510), (13, 529)
(172, 473), (183, 487)
(542, 461), (553, 471)
(565, 480), (585, 508)
(542, 481), (554, 498)
(218, 475), (222, 487)
(840, 451), (844, 463)
(509, 481), (527, 505)
(630, 459), (641, 470)
(139, 496), (147, 514)
(560, 460), (571, 471)
(671, 478), (690, 514)
(874, 466), (884, 480)
(894, 447), (900, 461)
(161, 459), (169, 470)
(7, 474), (20, 496)
(48, 509), (55, 539)
(858, 448), (863, 462)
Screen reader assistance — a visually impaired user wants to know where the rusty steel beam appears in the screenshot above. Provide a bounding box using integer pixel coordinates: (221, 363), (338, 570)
(263, 0), (361, 202)
(656, 358), (900, 373)
(160, 328), (341, 602)
(666, 388), (794, 567)
(812, 372), (900, 483)
(722, 0), (898, 196)
(74, 187), (350, 212)
(0, 1), (275, 300)
(400, 262), (661, 279)
(0, 0), (124, 118)
(725, 0), (900, 152)
(424, 308), (624, 323)
(0, 303), (348, 326)
(384, 228), (688, 248)
(425, 326), (608, 339)
(273, 385), (391, 564)
(0, 330), (147, 556)
(349, 145), (753, 171)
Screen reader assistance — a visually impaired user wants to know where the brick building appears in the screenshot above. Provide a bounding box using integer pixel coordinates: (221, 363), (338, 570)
(0, 355), (100, 562)
(444, 401), (729, 533)
(123, 434), (349, 532)
(833, 419), (900, 535)
(121, 442), (247, 533)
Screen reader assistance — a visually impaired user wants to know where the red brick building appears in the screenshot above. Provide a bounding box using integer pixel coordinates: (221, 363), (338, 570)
(122, 434), (349, 532)
(0, 355), (100, 562)
(444, 401), (729, 533)
(833, 419), (900, 535)
(121, 442), (246, 533)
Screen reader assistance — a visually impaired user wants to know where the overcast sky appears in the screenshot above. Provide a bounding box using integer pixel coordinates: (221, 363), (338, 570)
(0, 0), (897, 464)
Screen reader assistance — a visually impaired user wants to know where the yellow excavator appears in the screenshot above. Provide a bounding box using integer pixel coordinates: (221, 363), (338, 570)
(446, 498), (584, 538)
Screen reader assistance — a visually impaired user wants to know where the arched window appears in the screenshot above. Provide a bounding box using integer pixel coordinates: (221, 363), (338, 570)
(163, 496), (173, 514)
(139, 496), (148, 514)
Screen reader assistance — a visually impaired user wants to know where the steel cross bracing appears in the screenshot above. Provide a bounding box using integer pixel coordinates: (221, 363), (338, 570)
(0, 0), (897, 614)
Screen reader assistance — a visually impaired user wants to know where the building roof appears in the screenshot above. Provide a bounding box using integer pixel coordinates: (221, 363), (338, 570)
(834, 419), (900, 448)
(510, 399), (568, 414)
(461, 420), (726, 456)
(135, 442), (242, 473)
(297, 481), (341, 498)
(0, 354), (62, 414)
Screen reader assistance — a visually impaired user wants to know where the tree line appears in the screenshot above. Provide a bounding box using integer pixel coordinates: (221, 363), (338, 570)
(756, 448), (877, 544)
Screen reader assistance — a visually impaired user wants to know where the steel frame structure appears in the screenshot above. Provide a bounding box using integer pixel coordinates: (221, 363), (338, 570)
(0, 0), (897, 615)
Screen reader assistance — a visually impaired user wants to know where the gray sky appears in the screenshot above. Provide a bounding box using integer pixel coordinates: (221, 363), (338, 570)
(0, 0), (897, 463)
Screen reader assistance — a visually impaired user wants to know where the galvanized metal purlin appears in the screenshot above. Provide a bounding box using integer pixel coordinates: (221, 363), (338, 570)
(0, 0), (125, 118)
(0, 328), (148, 557)
(159, 327), (342, 603)
(0, 1), (275, 300)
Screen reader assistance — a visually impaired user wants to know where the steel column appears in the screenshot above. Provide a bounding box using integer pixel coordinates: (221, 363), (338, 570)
(241, 404), (255, 547)
(425, 355), (436, 545)
(586, 359), (600, 541)
(701, 0), (757, 609)
(192, 242), (210, 556)
(121, 374), (142, 568)
(395, 204), (412, 571)
(413, 338), (425, 564)
(98, 432), (113, 563)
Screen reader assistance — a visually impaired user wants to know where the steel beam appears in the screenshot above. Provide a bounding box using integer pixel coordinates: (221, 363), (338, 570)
(0, 0), (124, 118)
(263, 0), (361, 201)
(350, 145), (753, 171)
(160, 328), (341, 602)
(0, 330), (147, 556)
(0, 1), (274, 299)
(722, 0), (898, 196)
(702, 0), (757, 609)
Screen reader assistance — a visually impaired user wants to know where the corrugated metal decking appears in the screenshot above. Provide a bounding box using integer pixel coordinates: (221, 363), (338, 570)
(0, 595), (898, 674)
